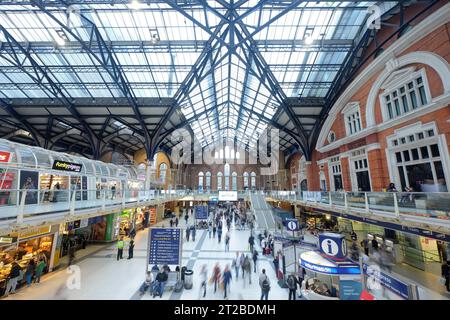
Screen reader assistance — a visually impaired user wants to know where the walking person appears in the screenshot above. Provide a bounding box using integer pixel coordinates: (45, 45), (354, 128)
(243, 255), (252, 285)
(175, 216), (179, 227)
(186, 224), (191, 242)
(169, 219), (174, 227)
(191, 225), (196, 242)
(360, 238), (370, 256)
(34, 258), (46, 283)
(25, 259), (35, 287)
(248, 234), (255, 253)
(240, 253), (245, 281)
(217, 222), (223, 244)
(117, 236), (124, 260)
(223, 265), (232, 299)
(232, 252), (241, 279)
(259, 269), (271, 300)
(213, 223), (217, 239)
(212, 263), (221, 293)
(252, 248), (259, 273)
(200, 264), (208, 298)
(287, 273), (297, 300)
(208, 222), (212, 238)
(225, 231), (230, 252)
(68, 241), (76, 266)
(127, 238), (135, 259)
(184, 212), (189, 225)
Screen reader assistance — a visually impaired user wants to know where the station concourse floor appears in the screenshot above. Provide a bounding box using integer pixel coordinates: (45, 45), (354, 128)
(3, 216), (290, 300)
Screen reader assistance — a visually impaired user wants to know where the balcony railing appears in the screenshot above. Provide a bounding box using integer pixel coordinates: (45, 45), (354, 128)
(267, 190), (450, 225)
(0, 188), (187, 225)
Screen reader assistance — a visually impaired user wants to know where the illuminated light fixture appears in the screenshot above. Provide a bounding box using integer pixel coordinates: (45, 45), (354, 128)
(130, 0), (141, 10)
(54, 29), (68, 46)
(304, 27), (314, 45)
(149, 29), (160, 45)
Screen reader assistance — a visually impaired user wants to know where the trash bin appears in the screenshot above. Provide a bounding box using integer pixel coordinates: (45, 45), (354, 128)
(184, 270), (193, 289)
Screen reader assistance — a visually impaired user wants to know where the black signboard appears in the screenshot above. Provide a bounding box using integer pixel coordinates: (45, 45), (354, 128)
(52, 160), (83, 173)
(148, 228), (182, 267)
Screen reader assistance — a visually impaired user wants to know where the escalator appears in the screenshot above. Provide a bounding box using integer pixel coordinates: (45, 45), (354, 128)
(249, 192), (277, 232)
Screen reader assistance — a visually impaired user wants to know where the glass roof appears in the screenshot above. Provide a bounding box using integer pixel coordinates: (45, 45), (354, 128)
(0, 1), (399, 152)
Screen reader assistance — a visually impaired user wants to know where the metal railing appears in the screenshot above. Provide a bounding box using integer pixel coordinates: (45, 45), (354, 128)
(0, 188), (187, 224)
(267, 190), (450, 224)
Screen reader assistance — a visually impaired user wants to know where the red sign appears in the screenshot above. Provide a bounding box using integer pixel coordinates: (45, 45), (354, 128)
(360, 290), (375, 300)
(0, 151), (11, 163)
(149, 207), (157, 225)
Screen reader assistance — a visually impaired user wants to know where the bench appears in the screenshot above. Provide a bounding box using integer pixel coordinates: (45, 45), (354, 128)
(165, 271), (179, 291)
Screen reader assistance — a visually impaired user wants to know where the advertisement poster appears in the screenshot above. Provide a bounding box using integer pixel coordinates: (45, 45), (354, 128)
(19, 170), (39, 205)
(0, 169), (15, 205)
(339, 280), (363, 300)
(90, 216), (107, 241)
(82, 176), (88, 200)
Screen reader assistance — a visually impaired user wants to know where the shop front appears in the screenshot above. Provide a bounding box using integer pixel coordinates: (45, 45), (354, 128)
(299, 233), (362, 300)
(0, 225), (58, 297)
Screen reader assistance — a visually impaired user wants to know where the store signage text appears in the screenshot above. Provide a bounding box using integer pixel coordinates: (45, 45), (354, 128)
(362, 263), (409, 299)
(300, 259), (360, 275)
(0, 151), (11, 163)
(0, 236), (16, 244)
(18, 226), (51, 239)
(52, 160), (82, 173)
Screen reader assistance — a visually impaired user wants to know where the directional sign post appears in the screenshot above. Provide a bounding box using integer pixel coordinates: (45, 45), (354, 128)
(147, 227), (183, 272)
(285, 218), (300, 272)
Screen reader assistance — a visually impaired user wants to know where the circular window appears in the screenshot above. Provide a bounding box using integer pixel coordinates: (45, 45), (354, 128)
(328, 131), (336, 143)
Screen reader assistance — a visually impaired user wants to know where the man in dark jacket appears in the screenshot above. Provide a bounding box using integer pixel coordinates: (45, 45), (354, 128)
(154, 270), (168, 298)
(5, 262), (22, 296)
(248, 234), (255, 253)
(287, 274), (297, 300)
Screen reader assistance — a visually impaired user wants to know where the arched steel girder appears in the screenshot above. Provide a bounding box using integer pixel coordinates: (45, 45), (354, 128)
(32, 0), (153, 159)
(0, 26), (100, 157)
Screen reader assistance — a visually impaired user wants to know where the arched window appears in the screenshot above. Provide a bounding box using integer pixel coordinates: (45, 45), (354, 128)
(206, 172), (211, 191)
(230, 149), (235, 159)
(159, 163), (167, 183)
(251, 172), (256, 190)
(198, 171), (204, 192)
(243, 172), (249, 189)
(225, 146), (230, 159)
(224, 163), (230, 190)
(236, 151), (240, 159)
(232, 172), (237, 191)
(217, 172), (223, 190)
(219, 149), (223, 159)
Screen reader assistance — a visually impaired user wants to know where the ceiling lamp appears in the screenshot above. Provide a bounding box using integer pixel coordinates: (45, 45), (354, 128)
(304, 27), (315, 45)
(130, 0), (141, 10)
(149, 29), (160, 45)
(54, 29), (68, 46)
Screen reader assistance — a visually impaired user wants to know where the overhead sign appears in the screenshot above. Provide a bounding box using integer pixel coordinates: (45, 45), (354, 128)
(17, 225), (51, 239)
(300, 259), (360, 275)
(299, 251), (360, 275)
(0, 236), (16, 244)
(362, 263), (409, 300)
(195, 205), (208, 220)
(319, 232), (347, 259)
(148, 228), (182, 267)
(286, 218), (299, 231)
(0, 151), (11, 163)
(218, 191), (238, 201)
(52, 160), (82, 173)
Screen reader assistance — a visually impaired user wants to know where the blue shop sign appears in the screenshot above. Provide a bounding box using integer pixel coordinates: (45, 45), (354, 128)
(362, 263), (409, 299)
(148, 228), (182, 266)
(300, 259), (360, 275)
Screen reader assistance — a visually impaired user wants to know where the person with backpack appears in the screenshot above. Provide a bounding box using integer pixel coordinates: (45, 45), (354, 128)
(287, 273), (297, 300)
(252, 248), (259, 273)
(259, 269), (271, 300)
(225, 231), (231, 252)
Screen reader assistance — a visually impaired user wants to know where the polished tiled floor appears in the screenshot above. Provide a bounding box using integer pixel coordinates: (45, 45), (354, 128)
(3, 216), (449, 300)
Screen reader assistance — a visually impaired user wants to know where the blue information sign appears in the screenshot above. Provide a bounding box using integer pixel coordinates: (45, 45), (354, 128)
(195, 205), (208, 220)
(339, 280), (363, 300)
(285, 218), (299, 231)
(362, 263), (409, 299)
(148, 228), (182, 266)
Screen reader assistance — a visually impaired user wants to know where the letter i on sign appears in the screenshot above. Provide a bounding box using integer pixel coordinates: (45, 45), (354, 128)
(327, 240), (333, 255)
